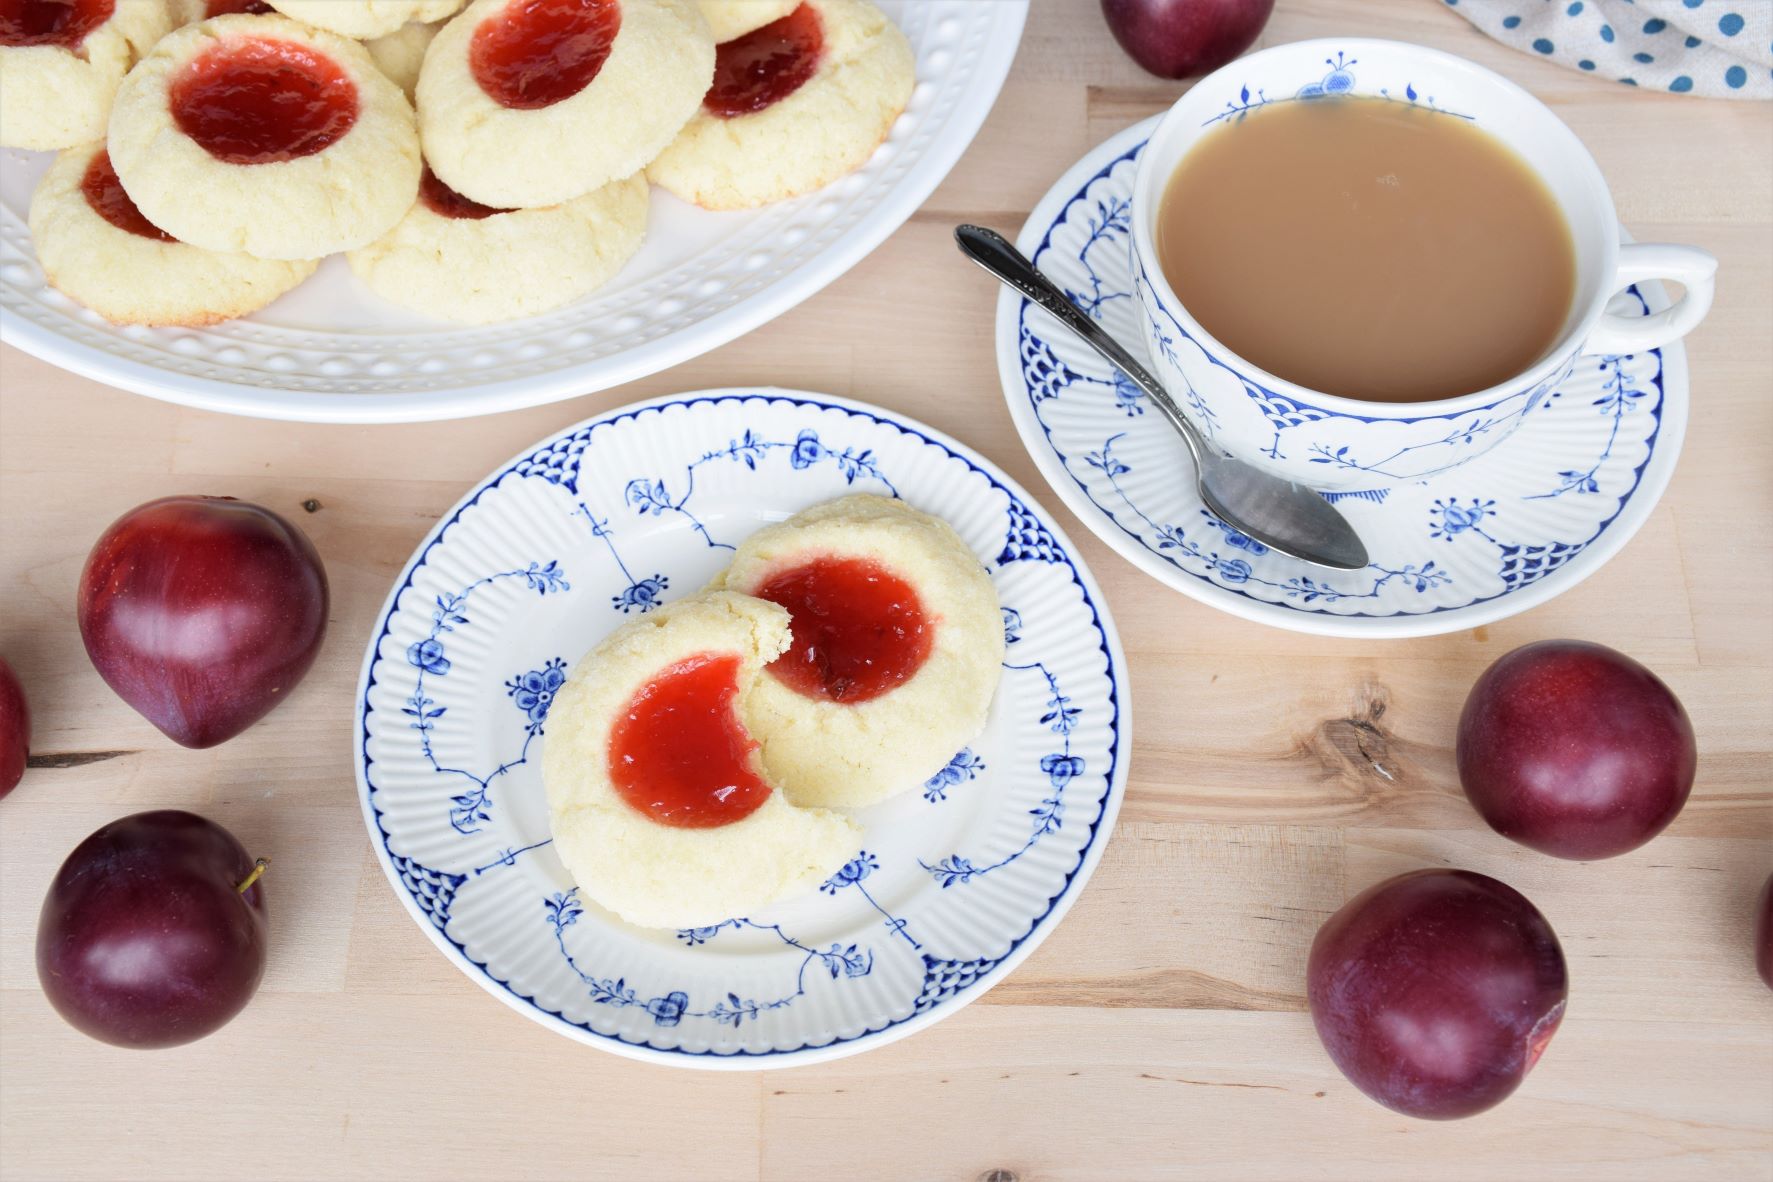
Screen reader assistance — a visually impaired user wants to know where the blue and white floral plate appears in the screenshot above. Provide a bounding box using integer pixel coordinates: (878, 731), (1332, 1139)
(355, 390), (1126, 1067)
(996, 116), (1689, 638)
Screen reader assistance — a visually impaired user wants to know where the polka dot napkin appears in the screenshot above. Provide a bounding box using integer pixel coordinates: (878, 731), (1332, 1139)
(1444, 0), (1769, 98)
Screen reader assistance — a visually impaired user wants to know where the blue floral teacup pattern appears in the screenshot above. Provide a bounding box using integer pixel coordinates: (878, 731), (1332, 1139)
(1125, 38), (1716, 492)
(1005, 114), (1686, 635)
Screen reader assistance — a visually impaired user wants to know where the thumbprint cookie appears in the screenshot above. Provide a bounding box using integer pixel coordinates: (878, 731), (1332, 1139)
(417, 0), (713, 209)
(697, 0), (793, 42)
(543, 591), (859, 930)
(0, 0), (169, 150)
(708, 495), (1004, 810)
(264, 0), (463, 40)
(648, 0), (913, 210)
(364, 18), (439, 99)
(107, 14), (421, 259)
(348, 168), (648, 323)
(171, 0), (277, 24)
(29, 142), (316, 325)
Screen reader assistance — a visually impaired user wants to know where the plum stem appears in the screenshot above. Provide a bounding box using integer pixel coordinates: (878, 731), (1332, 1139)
(236, 857), (269, 894)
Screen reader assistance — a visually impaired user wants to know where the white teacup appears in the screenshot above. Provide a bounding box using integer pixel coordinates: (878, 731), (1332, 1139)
(1129, 38), (1717, 492)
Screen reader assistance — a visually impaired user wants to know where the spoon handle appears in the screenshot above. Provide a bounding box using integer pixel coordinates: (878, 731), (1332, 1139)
(953, 224), (1204, 463)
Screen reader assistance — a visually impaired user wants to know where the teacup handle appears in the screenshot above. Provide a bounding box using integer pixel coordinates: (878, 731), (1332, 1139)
(1583, 242), (1717, 356)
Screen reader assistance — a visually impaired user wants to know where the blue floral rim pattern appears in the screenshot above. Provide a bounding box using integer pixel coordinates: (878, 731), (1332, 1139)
(357, 392), (1124, 1060)
(1002, 116), (1682, 631)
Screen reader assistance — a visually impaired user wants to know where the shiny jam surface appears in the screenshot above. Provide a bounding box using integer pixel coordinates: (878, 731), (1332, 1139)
(470, 0), (620, 111)
(170, 38), (359, 165)
(419, 167), (509, 220)
(204, 0), (274, 15)
(80, 149), (174, 242)
(755, 556), (932, 703)
(607, 653), (772, 829)
(705, 2), (823, 119)
(0, 0), (113, 48)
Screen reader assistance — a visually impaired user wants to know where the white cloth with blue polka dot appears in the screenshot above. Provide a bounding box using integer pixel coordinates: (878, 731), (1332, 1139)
(1445, 0), (1768, 98)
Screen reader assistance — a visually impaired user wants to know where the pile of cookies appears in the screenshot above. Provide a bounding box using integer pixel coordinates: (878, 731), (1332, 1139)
(1, 0), (916, 326)
(543, 494), (1004, 929)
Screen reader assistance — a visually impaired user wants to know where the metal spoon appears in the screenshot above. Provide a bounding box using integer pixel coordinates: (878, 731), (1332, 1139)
(955, 224), (1370, 571)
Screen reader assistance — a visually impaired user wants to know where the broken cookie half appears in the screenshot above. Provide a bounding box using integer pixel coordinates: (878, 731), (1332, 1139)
(543, 590), (858, 930)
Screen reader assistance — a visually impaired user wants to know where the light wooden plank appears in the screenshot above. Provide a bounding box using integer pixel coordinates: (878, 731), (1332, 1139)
(759, 1007), (1773, 1182)
(1, 0), (1769, 1177)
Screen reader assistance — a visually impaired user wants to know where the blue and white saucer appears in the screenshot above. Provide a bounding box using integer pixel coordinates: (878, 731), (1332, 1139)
(995, 116), (1688, 638)
(355, 390), (1126, 1067)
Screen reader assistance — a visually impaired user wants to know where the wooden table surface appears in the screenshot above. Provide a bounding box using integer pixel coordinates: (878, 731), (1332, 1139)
(2, 1), (1770, 1178)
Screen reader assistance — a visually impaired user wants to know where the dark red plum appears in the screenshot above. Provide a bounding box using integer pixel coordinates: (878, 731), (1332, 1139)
(0, 656), (27, 798)
(78, 495), (328, 748)
(1308, 869), (1567, 1120)
(1457, 640), (1696, 860)
(1756, 872), (1773, 992)
(37, 810), (268, 1048)
(1099, 0), (1273, 80)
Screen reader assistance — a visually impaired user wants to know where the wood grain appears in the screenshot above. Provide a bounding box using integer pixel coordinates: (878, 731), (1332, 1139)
(2, 1), (1770, 1179)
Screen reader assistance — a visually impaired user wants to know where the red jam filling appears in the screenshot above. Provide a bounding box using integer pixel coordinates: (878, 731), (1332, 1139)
(204, 0), (274, 15)
(705, 2), (823, 119)
(469, 0), (620, 111)
(80, 150), (173, 242)
(0, 0), (113, 49)
(169, 38), (359, 165)
(755, 556), (932, 704)
(418, 167), (509, 220)
(607, 653), (772, 829)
